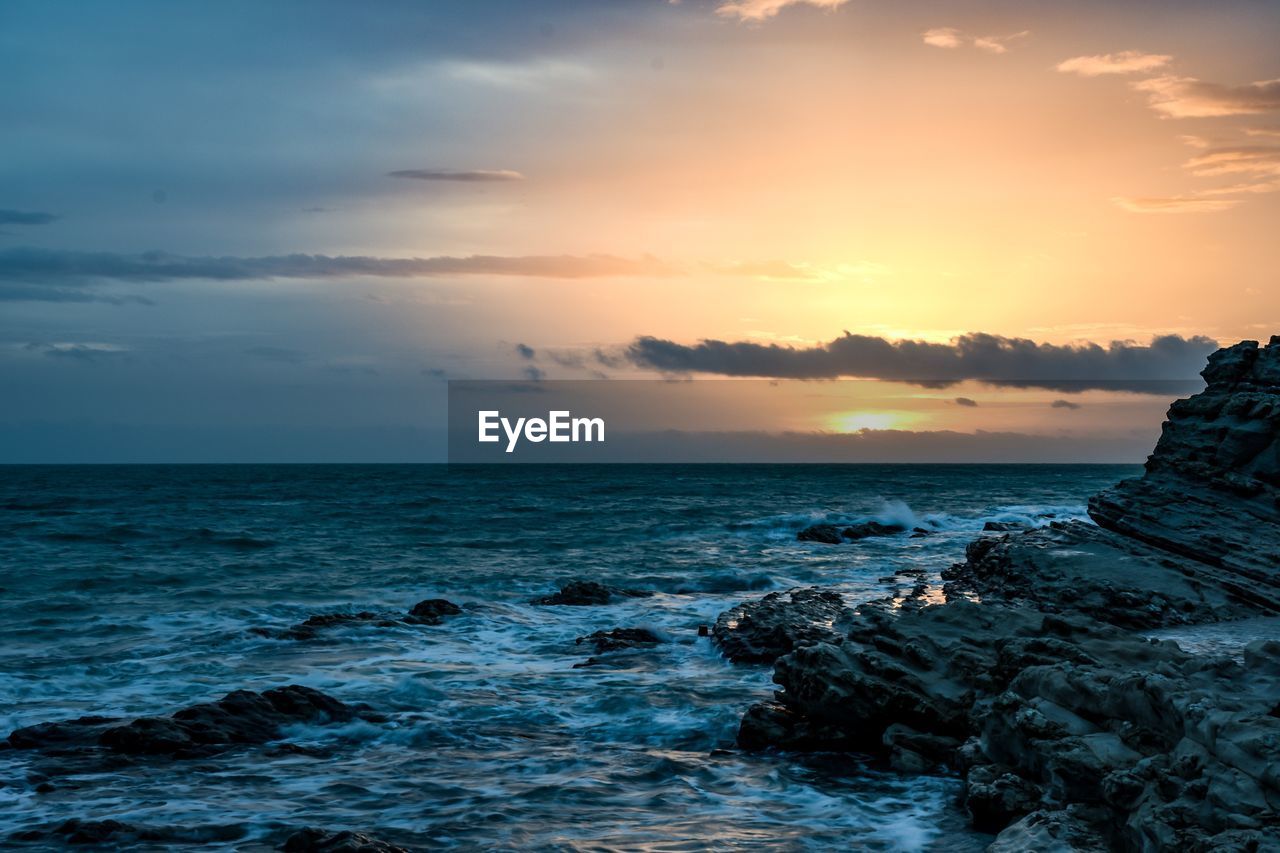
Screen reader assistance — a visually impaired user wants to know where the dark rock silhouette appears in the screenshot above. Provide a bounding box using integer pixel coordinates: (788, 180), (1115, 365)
(533, 579), (653, 606)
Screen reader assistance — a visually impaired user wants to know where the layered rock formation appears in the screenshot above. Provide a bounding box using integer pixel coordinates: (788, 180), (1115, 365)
(734, 339), (1280, 851)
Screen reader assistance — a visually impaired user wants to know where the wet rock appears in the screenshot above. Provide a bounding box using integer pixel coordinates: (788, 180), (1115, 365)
(405, 598), (462, 625)
(964, 764), (1043, 832)
(8, 715), (119, 750)
(797, 521), (908, 543)
(797, 524), (843, 544)
(10, 686), (374, 760)
(713, 587), (849, 664)
(533, 579), (652, 606)
(281, 827), (410, 852)
(576, 627), (661, 654)
(983, 520), (1028, 532)
(98, 686), (366, 757)
(253, 599), (461, 639)
(841, 520), (907, 540)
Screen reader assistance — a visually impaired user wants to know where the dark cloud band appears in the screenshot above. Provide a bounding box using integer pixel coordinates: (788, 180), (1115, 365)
(626, 331), (1217, 393)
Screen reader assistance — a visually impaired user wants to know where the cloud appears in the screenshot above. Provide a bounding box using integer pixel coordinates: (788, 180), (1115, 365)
(1184, 146), (1280, 178)
(924, 28), (1027, 53)
(387, 169), (524, 182)
(715, 0), (848, 23)
(0, 209), (59, 226)
(24, 341), (127, 362)
(1111, 196), (1242, 214)
(922, 27), (962, 49)
(1051, 399), (1082, 410)
(625, 331), (1217, 392)
(1246, 127), (1280, 139)
(522, 365), (546, 381)
(1133, 75), (1280, 118)
(515, 343), (536, 360)
(0, 248), (678, 297)
(973, 32), (1029, 54)
(1055, 51), (1171, 77)
(953, 397), (979, 407)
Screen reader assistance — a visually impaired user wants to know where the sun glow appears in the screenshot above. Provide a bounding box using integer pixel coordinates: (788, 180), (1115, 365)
(827, 411), (916, 432)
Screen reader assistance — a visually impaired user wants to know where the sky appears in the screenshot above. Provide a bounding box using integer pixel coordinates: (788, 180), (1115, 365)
(2, 0), (1278, 461)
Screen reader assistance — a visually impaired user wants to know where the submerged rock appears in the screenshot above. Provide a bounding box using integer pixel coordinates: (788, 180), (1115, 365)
(251, 598), (462, 639)
(405, 598), (462, 624)
(739, 339), (1280, 850)
(533, 579), (653, 606)
(576, 627), (662, 654)
(713, 587), (849, 664)
(9, 685), (374, 759)
(281, 827), (411, 852)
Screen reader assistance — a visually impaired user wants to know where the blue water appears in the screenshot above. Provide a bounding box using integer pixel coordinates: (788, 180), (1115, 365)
(0, 464), (1136, 850)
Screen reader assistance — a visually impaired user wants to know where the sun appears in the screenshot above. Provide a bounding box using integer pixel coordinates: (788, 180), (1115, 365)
(827, 411), (912, 432)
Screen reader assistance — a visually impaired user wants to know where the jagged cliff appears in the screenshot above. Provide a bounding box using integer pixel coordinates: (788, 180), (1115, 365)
(721, 338), (1280, 852)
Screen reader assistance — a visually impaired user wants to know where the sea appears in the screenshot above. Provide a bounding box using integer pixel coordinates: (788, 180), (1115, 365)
(0, 463), (1139, 850)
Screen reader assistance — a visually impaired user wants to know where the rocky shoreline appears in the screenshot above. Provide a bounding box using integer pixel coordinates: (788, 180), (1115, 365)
(718, 338), (1280, 851)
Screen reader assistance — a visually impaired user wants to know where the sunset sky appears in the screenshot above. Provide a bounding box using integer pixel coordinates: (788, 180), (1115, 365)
(2, 0), (1278, 460)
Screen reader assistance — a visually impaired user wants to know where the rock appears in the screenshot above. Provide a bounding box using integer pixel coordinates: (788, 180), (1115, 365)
(797, 521), (908, 543)
(281, 827), (410, 852)
(797, 524), (843, 544)
(841, 520), (907, 540)
(533, 580), (652, 606)
(102, 686), (367, 757)
(405, 598), (461, 624)
(1087, 338), (1280, 616)
(712, 587), (850, 664)
(738, 342), (1280, 848)
(965, 764), (1043, 832)
(252, 599), (461, 639)
(575, 627), (661, 654)
(10, 686), (373, 759)
(983, 520), (1028, 532)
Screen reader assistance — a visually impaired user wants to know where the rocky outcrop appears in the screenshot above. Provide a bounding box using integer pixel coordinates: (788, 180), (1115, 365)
(797, 521), (908, 544)
(737, 339), (1280, 851)
(1088, 338), (1280, 613)
(713, 587), (850, 663)
(533, 579), (653, 606)
(9, 685), (375, 759)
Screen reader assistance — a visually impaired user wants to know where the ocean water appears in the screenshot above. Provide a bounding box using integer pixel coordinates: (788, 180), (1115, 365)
(0, 463), (1137, 850)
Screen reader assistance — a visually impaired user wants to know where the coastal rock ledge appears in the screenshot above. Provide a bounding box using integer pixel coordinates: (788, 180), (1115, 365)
(736, 338), (1280, 852)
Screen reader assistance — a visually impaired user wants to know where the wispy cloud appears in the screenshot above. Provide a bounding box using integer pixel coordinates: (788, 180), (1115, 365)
(626, 331), (1217, 393)
(1133, 75), (1280, 118)
(388, 169), (525, 182)
(1111, 196), (1242, 214)
(0, 209), (60, 226)
(715, 0), (848, 23)
(953, 397), (979, 407)
(1055, 50), (1171, 77)
(0, 248), (678, 293)
(923, 27), (1027, 53)
(1184, 146), (1280, 178)
(1051, 399), (1082, 410)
